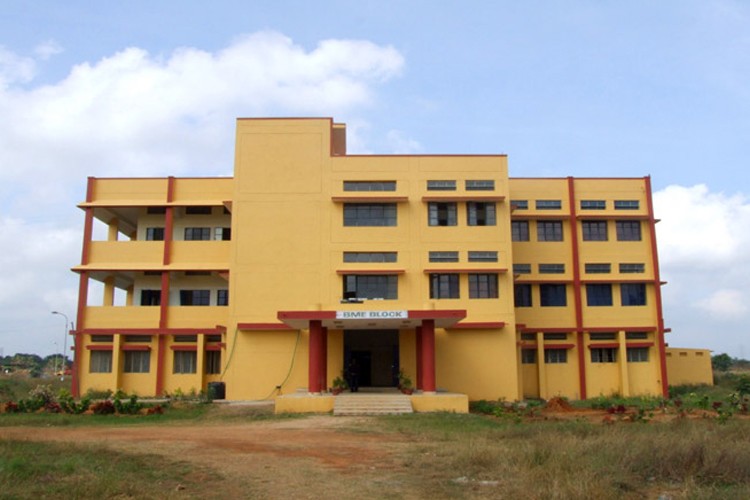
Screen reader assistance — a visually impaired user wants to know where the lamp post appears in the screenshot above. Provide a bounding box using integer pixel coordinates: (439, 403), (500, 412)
(51, 311), (69, 378)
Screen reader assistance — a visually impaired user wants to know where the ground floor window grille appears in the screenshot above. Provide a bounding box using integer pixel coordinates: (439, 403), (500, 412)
(344, 275), (398, 300)
(205, 351), (222, 374)
(626, 347), (649, 363)
(123, 351), (151, 373)
(521, 350), (536, 364)
(591, 348), (617, 363)
(544, 349), (567, 364)
(89, 350), (112, 373)
(173, 351), (197, 374)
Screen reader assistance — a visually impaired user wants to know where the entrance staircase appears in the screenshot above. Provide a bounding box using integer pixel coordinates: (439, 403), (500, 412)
(333, 389), (414, 416)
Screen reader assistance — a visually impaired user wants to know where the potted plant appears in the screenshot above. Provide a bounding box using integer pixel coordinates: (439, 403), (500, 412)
(331, 374), (349, 395)
(398, 370), (414, 395)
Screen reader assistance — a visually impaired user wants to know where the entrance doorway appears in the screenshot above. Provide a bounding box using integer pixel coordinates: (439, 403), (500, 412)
(344, 330), (399, 388)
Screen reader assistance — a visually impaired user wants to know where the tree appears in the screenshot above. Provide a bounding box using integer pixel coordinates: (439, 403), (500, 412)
(712, 353), (733, 372)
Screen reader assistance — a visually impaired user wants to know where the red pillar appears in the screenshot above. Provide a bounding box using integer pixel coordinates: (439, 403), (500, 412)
(308, 321), (324, 393)
(415, 327), (423, 390)
(421, 320), (436, 392)
(321, 327), (328, 391)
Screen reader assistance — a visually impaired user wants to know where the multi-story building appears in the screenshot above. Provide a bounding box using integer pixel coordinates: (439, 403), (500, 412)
(71, 117), (673, 409)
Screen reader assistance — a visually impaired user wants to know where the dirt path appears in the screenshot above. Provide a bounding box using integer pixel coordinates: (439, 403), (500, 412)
(0, 415), (419, 498)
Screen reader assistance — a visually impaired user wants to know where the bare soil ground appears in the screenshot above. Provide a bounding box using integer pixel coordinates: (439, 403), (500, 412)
(0, 413), (420, 499)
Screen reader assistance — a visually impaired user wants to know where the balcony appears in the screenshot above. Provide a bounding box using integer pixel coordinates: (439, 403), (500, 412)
(86, 241), (163, 269)
(169, 241), (230, 268)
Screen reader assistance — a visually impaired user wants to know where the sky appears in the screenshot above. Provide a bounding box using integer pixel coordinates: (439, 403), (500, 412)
(1, 1), (748, 359)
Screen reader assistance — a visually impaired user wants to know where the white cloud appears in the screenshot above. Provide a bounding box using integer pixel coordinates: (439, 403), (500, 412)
(385, 129), (422, 154)
(0, 32), (404, 356)
(697, 289), (747, 319)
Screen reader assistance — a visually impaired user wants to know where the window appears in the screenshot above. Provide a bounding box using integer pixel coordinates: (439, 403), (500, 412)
(469, 274), (498, 299)
(180, 290), (211, 306)
(344, 252), (397, 263)
(89, 351), (112, 373)
(586, 284), (613, 306)
(521, 333), (535, 341)
(124, 335), (151, 343)
(344, 275), (397, 300)
(186, 206), (212, 215)
(536, 200), (562, 210)
(91, 335), (113, 343)
(537, 221), (563, 241)
(627, 347), (649, 362)
(582, 221), (608, 241)
(511, 200), (528, 210)
(173, 351), (197, 374)
(468, 251), (498, 262)
(430, 274), (460, 299)
(616, 221), (641, 241)
(591, 348), (617, 363)
(344, 203), (397, 227)
(343, 181), (396, 192)
(540, 284), (567, 306)
(174, 335), (197, 343)
(539, 263), (565, 274)
(140, 290), (161, 306)
(214, 227), (231, 241)
(521, 350), (536, 364)
(545, 349), (568, 364)
(465, 180), (495, 191)
(626, 332), (648, 340)
(205, 351), (221, 374)
(467, 202), (496, 226)
(614, 200), (640, 210)
(426, 180), (456, 191)
(585, 263), (611, 274)
(185, 271), (210, 276)
(217, 289), (229, 306)
(544, 333), (567, 341)
(145, 227), (164, 241)
(184, 227), (211, 240)
(428, 251), (459, 263)
(621, 283), (646, 306)
(123, 351), (150, 373)
(428, 202), (457, 226)
(514, 284), (532, 307)
(581, 200), (606, 210)
(511, 221), (530, 241)
(147, 206), (166, 214)
(513, 263), (531, 274)
(590, 332), (616, 340)
(206, 334), (222, 343)
(619, 263), (645, 274)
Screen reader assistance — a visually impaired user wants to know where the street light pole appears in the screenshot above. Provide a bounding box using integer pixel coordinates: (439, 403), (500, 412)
(51, 311), (69, 378)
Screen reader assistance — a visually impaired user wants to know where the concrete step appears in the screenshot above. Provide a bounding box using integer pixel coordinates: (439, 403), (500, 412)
(333, 393), (413, 416)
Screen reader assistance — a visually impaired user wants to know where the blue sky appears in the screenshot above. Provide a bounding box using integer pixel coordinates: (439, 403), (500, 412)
(1, 1), (748, 359)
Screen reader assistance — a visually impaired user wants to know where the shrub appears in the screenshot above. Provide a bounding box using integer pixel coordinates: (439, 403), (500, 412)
(91, 400), (115, 415)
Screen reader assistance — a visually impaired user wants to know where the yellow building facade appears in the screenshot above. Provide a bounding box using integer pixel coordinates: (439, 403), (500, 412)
(71, 118), (675, 404)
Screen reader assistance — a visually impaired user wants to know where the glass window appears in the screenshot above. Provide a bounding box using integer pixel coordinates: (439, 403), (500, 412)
(521, 333), (536, 341)
(123, 351), (150, 373)
(429, 274), (460, 299)
(585, 263), (611, 274)
(626, 332), (648, 340)
(521, 350), (536, 364)
(513, 263), (531, 274)
(344, 275), (398, 300)
(146, 227), (164, 241)
(614, 200), (640, 210)
(468, 251), (498, 262)
(180, 290), (211, 306)
(217, 289), (229, 306)
(140, 290), (161, 306)
(540, 284), (567, 306)
(511, 221), (530, 241)
(545, 349), (568, 364)
(468, 274), (498, 299)
(586, 284), (613, 306)
(590, 332), (616, 340)
(544, 333), (567, 341)
(580, 200), (606, 210)
(124, 335), (151, 343)
(619, 263), (645, 273)
(538, 264), (565, 274)
(184, 227), (211, 240)
(465, 180), (495, 191)
(591, 348), (617, 363)
(514, 284), (532, 307)
(186, 206), (212, 215)
(214, 227), (231, 241)
(344, 203), (397, 227)
(173, 335), (197, 343)
(426, 180), (456, 191)
(173, 351), (197, 374)
(627, 347), (649, 362)
(467, 202), (496, 226)
(428, 251), (459, 263)
(582, 221), (608, 241)
(621, 283), (647, 306)
(537, 221), (563, 241)
(147, 206), (166, 215)
(205, 351), (221, 374)
(343, 181), (396, 192)
(428, 202), (457, 226)
(536, 200), (562, 210)
(344, 252), (397, 263)
(89, 350), (112, 373)
(90, 335), (113, 343)
(616, 221), (642, 241)
(511, 200), (528, 210)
